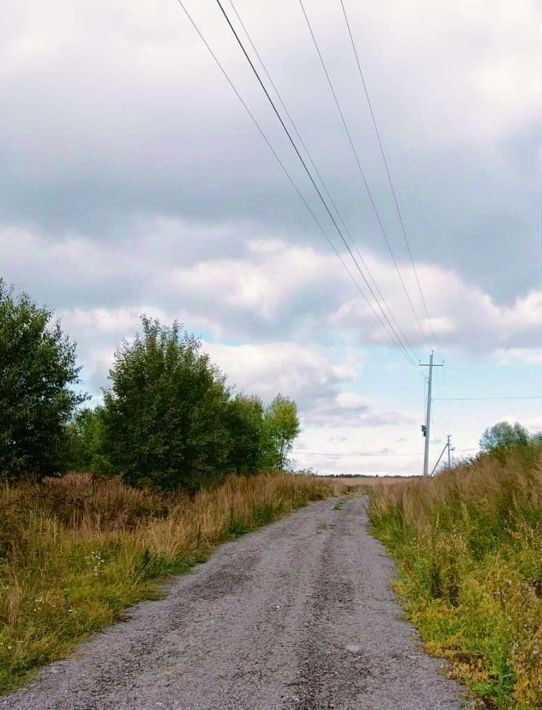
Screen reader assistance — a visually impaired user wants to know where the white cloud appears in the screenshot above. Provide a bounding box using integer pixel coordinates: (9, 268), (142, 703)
(331, 253), (542, 354)
(6, 224), (542, 361)
(494, 348), (542, 367)
(1, 0), (541, 475)
(351, 0), (540, 143)
(203, 340), (357, 405)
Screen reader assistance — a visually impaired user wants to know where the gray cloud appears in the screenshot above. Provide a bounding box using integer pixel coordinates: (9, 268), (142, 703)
(1, 0), (540, 301)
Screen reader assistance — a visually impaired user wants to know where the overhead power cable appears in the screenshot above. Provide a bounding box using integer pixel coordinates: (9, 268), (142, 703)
(338, 0), (438, 347)
(293, 447), (479, 457)
(210, 0), (423, 371)
(293, 450), (423, 457)
(226, 0), (421, 364)
(298, 0), (428, 345)
(292, 448), (479, 458)
(175, 0), (422, 373)
(434, 396), (542, 401)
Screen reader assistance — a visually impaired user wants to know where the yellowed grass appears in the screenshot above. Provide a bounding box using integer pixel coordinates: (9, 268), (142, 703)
(0, 472), (332, 693)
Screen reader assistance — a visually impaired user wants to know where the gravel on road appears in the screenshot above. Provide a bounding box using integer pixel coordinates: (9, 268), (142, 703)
(2, 496), (465, 709)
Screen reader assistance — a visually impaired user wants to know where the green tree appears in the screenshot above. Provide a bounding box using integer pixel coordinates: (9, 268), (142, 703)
(0, 281), (85, 481)
(479, 421), (530, 453)
(263, 394), (300, 470)
(102, 317), (231, 492)
(227, 394), (265, 474)
(66, 406), (111, 474)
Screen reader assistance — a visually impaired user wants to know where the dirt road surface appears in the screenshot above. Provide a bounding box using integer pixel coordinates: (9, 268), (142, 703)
(2, 497), (465, 709)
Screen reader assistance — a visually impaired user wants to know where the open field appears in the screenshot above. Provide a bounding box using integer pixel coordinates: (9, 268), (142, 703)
(370, 448), (542, 708)
(0, 472), (332, 694)
(327, 475), (415, 489)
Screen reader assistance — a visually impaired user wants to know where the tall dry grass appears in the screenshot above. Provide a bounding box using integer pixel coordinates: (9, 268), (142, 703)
(370, 448), (542, 708)
(0, 472), (332, 693)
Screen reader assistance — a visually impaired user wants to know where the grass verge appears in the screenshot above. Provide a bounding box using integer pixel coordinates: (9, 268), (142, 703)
(0, 471), (332, 694)
(369, 448), (542, 708)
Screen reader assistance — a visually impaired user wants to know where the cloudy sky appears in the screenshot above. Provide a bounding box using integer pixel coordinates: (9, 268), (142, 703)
(1, 0), (541, 474)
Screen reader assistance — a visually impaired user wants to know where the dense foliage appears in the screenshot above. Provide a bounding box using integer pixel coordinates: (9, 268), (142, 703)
(227, 394), (267, 474)
(103, 318), (232, 492)
(0, 283), (301, 489)
(65, 407), (111, 475)
(479, 420), (532, 455)
(78, 317), (301, 491)
(262, 394), (300, 470)
(0, 281), (85, 481)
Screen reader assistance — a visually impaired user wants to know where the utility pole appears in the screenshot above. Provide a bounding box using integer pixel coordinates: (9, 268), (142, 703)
(430, 433), (454, 476)
(420, 351), (443, 477)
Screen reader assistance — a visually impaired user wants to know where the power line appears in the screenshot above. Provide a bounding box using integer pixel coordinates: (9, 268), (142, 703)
(338, 0), (438, 347)
(226, 0), (421, 365)
(211, 0), (424, 372)
(293, 450), (422, 457)
(175, 0), (420, 372)
(293, 447), (478, 457)
(298, 0), (428, 345)
(434, 396), (542, 401)
(213, 0), (419, 369)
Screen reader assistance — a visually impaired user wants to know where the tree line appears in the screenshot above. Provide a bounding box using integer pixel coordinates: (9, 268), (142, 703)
(0, 282), (300, 491)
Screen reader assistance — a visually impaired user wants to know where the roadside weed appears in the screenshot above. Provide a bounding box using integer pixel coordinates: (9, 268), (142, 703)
(370, 450), (542, 708)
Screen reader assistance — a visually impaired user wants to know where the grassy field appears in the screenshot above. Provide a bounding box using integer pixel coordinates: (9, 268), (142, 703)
(369, 448), (542, 708)
(0, 471), (333, 694)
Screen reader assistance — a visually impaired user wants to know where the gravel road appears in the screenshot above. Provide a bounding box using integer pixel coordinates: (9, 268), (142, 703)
(2, 496), (465, 709)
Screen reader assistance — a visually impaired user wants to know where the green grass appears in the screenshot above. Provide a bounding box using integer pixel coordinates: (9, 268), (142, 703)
(369, 447), (542, 709)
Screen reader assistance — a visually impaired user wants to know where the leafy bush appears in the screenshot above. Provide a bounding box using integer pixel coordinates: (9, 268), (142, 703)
(101, 317), (301, 491)
(0, 279), (302, 490)
(226, 394), (266, 474)
(262, 394), (300, 470)
(0, 281), (85, 482)
(480, 421), (530, 454)
(65, 407), (112, 475)
(225, 393), (301, 473)
(103, 317), (232, 492)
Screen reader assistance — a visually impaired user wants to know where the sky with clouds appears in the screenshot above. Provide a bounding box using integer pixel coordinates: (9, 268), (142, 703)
(1, 0), (541, 474)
